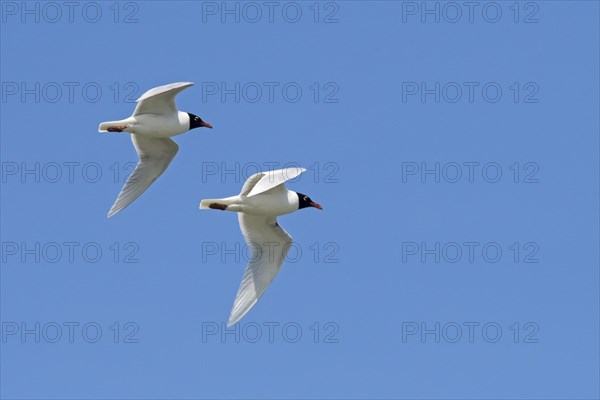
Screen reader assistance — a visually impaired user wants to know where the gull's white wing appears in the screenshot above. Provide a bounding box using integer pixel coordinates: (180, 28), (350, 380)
(240, 167), (306, 197)
(107, 135), (178, 217)
(228, 214), (293, 326)
(133, 82), (194, 116)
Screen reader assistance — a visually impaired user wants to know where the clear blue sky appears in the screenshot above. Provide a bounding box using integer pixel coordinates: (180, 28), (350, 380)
(1, 1), (599, 399)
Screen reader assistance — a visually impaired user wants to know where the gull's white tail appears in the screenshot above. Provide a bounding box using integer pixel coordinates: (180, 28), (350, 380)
(98, 118), (132, 132)
(199, 196), (238, 209)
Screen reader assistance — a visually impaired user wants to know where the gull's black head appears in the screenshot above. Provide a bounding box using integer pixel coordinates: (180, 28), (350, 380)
(188, 113), (213, 130)
(296, 192), (323, 210)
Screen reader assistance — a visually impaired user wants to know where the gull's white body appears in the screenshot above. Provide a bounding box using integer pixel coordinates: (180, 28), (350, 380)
(102, 112), (190, 138)
(199, 167), (307, 326)
(98, 82), (196, 217)
(203, 187), (299, 217)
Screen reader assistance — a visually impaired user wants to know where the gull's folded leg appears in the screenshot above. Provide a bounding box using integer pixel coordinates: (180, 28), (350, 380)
(106, 125), (129, 132)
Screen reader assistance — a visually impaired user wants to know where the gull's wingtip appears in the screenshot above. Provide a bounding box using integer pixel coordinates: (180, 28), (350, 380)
(171, 81), (194, 88)
(227, 309), (244, 327)
(107, 207), (119, 218)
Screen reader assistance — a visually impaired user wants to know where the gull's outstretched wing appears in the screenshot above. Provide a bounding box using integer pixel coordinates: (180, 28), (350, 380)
(133, 82), (194, 116)
(107, 135), (178, 217)
(240, 167), (306, 197)
(228, 214), (293, 326)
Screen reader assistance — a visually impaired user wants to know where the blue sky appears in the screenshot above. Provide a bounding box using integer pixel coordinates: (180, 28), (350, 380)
(1, 1), (599, 399)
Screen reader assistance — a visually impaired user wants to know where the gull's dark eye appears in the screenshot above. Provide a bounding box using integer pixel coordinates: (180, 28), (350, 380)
(303, 196), (308, 201)
(195, 117), (200, 121)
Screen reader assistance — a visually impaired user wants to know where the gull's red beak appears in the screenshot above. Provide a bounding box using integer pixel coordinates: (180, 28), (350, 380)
(310, 202), (323, 210)
(200, 121), (213, 129)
